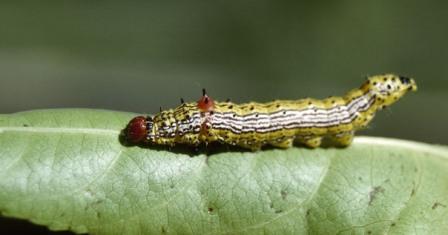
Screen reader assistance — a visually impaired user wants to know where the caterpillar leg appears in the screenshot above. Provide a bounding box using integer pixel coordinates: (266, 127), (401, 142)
(270, 138), (294, 149)
(329, 132), (354, 147)
(296, 136), (322, 148)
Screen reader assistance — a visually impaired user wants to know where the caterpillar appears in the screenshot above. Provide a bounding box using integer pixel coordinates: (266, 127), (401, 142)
(125, 74), (417, 151)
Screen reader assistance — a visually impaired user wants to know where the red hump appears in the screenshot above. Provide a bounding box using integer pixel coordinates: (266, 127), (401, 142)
(126, 116), (147, 143)
(197, 93), (215, 112)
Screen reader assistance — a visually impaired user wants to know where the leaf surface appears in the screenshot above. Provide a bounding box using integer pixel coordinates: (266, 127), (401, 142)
(0, 109), (447, 234)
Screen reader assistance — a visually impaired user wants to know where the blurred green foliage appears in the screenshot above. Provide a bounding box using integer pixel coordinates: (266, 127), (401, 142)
(0, 1), (447, 144)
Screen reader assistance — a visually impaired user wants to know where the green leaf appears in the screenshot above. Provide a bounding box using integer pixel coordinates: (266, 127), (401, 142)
(1, 109), (447, 235)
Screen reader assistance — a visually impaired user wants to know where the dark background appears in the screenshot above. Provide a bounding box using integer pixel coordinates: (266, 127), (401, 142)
(0, 2), (447, 234)
(1, 1), (447, 146)
(1, 1), (447, 131)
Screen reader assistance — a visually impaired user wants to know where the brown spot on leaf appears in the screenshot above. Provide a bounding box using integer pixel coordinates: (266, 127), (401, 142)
(274, 209), (283, 214)
(281, 190), (287, 200)
(432, 202), (446, 210)
(306, 209), (311, 216)
(368, 186), (385, 205)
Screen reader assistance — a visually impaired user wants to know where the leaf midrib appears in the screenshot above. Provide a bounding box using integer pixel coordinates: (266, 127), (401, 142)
(0, 126), (120, 136)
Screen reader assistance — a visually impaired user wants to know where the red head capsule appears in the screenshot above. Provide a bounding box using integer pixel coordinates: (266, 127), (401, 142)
(197, 89), (215, 112)
(126, 116), (147, 143)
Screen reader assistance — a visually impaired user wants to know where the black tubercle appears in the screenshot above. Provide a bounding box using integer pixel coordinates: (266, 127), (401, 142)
(399, 76), (411, 84)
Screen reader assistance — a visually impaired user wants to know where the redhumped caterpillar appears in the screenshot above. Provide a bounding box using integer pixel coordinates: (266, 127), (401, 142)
(125, 74), (417, 151)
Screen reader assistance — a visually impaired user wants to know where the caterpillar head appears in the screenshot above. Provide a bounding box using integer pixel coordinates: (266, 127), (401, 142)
(125, 116), (154, 144)
(364, 74), (417, 107)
